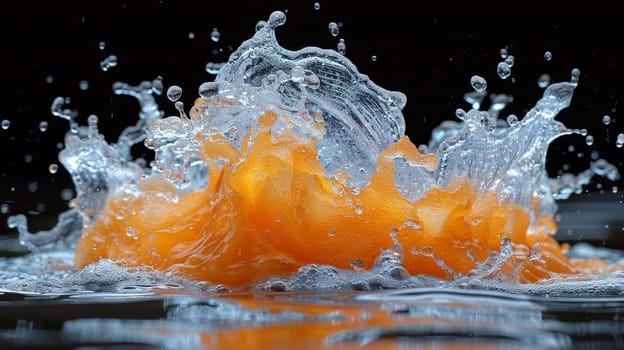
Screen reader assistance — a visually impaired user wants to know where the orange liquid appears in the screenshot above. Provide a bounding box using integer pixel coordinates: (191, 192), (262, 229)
(74, 97), (614, 288)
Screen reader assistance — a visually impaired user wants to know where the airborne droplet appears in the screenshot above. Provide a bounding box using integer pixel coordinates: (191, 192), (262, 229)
(166, 85), (183, 102)
(328, 22), (339, 37)
(48, 163), (59, 174)
(497, 62), (511, 79)
(210, 28), (221, 42)
(470, 75), (487, 92)
(537, 74), (551, 88)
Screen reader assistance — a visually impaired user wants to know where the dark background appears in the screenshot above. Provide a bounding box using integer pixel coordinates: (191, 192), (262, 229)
(0, 1), (622, 241)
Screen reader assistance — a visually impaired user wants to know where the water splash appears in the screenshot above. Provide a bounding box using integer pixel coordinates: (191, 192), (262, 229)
(1, 10), (621, 292)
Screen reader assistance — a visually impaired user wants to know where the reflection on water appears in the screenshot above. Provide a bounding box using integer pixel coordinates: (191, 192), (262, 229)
(1, 286), (624, 349)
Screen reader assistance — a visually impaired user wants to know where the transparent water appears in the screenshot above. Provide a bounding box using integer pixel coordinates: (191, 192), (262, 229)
(1, 8), (623, 350)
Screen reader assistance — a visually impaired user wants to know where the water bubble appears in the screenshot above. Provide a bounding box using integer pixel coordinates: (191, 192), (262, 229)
(0, 203), (9, 214)
(499, 48), (508, 58)
(506, 114), (518, 126)
(616, 133), (624, 148)
(48, 163), (58, 174)
(470, 75), (487, 92)
(328, 22), (339, 37)
(198, 82), (219, 98)
(537, 74), (551, 88)
(255, 20), (267, 32)
(371, 55), (377, 62)
(46, 75), (54, 84)
(585, 135), (594, 146)
(98, 41), (106, 50)
(125, 226), (139, 240)
(39, 121), (48, 132)
(24, 154), (32, 163)
(166, 85), (183, 102)
(570, 68), (581, 84)
(1, 119), (10, 130)
(602, 115), (611, 125)
(314, 2), (320, 10)
(205, 62), (224, 75)
(79, 80), (89, 90)
(337, 38), (346, 55)
(188, 32), (195, 39)
(210, 28), (220, 42)
(100, 54), (118, 71)
(544, 51), (552, 61)
(497, 62), (511, 79)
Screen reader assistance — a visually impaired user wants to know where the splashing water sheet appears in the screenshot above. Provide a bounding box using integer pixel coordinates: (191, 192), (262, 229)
(1, 2), (623, 349)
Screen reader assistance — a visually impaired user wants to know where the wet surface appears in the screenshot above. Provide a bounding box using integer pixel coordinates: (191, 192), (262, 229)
(1, 288), (623, 349)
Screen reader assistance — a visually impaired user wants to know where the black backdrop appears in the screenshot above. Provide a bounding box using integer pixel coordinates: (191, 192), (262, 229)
(1, 0), (622, 234)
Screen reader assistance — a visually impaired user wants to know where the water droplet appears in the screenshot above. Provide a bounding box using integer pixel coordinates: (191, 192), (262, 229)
(499, 47), (508, 58)
(570, 68), (581, 84)
(255, 20), (267, 32)
(39, 121), (48, 132)
(152, 77), (164, 95)
(470, 75), (487, 92)
(24, 154), (32, 163)
(205, 62), (224, 75)
(602, 115), (611, 125)
(313, 2), (320, 10)
(28, 182), (38, 193)
(100, 54), (118, 71)
(48, 163), (58, 174)
(616, 133), (624, 148)
(166, 85), (183, 102)
(497, 62), (511, 79)
(188, 32), (195, 39)
(544, 51), (552, 61)
(537, 73), (551, 88)
(61, 188), (74, 201)
(507, 114), (518, 126)
(210, 28), (220, 42)
(1, 119), (10, 130)
(79, 80), (89, 90)
(267, 11), (287, 28)
(46, 75), (54, 84)
(328, 22), (339, 37)
(328, 228), (336, 237)
(198, 82), (219, 98)
(504, 55), (515, 67)
(455, 108), (466, 120)
(585, 135), (594, 146)
(337, 38), (346, 55)
(0, 203), (9, 214)
(371, 55), (377, 62)
(98, 41), (106, 50)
